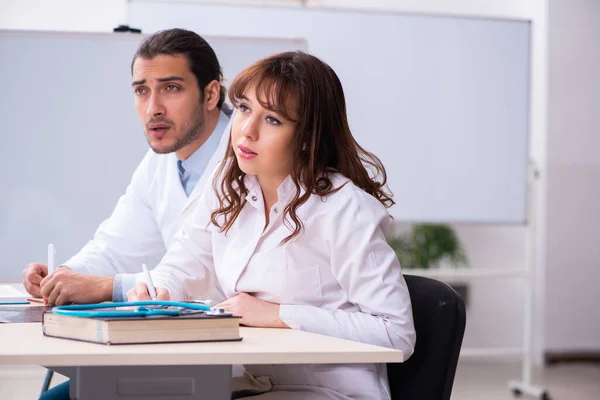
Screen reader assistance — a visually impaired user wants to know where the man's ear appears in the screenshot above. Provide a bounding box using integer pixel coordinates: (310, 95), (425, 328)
(203, 80), (221, 111)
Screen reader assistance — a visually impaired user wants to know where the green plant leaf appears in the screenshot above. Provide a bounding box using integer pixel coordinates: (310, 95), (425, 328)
(386, 224), (468, 269)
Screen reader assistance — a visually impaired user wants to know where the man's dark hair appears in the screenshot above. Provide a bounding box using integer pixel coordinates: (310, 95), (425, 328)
(132, 28), (226, 108)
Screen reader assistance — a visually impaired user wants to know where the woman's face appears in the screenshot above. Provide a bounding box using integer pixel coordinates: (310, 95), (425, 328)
(231, 88), (297, 186)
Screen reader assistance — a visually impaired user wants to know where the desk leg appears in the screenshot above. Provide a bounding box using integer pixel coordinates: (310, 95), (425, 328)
(47, 366), (77, 378)
(71, 365), (231, 400)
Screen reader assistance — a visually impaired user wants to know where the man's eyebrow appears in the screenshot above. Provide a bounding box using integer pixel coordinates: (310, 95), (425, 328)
(157, 76), (185, 83)
(131, 76), (185, 86)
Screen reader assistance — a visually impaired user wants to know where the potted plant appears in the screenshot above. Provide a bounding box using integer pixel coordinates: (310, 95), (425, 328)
(387, 224), (470, 304)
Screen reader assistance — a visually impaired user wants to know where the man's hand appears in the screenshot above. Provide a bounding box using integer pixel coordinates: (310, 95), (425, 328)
(127, 282), (170, 302)
(22, 263), (48, 297)
(216, 293), (289, 328)
(40, 268), (114, 306)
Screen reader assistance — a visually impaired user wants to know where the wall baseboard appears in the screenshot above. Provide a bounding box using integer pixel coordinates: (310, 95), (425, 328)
(545, 351), (600, 365)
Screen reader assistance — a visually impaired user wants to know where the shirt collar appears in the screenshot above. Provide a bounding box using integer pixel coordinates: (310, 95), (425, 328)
(244, 175), (298, 208)
(178, 110), (230, 176)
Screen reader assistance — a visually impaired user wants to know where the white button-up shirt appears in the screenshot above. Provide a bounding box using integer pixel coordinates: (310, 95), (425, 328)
(151, 171), (416, 399)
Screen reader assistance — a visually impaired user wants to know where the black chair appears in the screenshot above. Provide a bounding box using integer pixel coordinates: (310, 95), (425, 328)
(388, 275), (467, 400)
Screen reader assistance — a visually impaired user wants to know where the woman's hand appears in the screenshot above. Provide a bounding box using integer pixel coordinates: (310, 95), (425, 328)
(216, 293), (289, 328)
(127, 282), (170, 302)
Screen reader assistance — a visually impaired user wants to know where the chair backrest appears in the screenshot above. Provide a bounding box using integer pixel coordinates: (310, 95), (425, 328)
(388, 274), (467, 400)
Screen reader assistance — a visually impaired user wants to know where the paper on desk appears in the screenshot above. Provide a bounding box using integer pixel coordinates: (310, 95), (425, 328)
(0, 284), (28, 298)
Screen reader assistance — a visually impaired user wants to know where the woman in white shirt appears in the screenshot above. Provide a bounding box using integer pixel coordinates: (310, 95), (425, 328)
(130, 51), (416, 400)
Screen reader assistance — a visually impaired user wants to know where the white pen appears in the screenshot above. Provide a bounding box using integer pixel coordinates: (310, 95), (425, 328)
(141, 263), (157, 300)
(47, 244), (55, 275)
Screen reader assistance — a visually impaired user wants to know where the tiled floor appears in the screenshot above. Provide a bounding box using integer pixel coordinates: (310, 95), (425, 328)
(0, 361), (598, 399)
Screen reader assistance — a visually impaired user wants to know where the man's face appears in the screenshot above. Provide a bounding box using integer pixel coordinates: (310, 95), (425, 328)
(132, 54), (205, 155)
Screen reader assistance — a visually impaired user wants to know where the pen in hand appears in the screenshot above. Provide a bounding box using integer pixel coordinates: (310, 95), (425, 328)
(40, 244), (56, 305)
(47, 244), (55, 275)
(141, 262), (157, 300)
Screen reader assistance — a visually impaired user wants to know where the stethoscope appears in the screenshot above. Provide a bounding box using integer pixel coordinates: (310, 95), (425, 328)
(52, 301), (230, 318)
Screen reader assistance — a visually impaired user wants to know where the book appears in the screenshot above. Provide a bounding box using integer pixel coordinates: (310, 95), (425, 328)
(42, 311), (242, 345)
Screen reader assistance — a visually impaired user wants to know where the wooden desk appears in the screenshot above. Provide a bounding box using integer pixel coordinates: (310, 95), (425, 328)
(0, 323), (404, 399)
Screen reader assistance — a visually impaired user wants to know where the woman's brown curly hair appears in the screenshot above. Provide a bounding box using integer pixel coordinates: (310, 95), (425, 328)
(211, 51), (393, 243)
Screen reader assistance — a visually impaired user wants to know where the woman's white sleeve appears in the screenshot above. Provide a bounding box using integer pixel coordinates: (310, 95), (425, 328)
(279, 193), (416, 358)
(149, 181), (218, 302)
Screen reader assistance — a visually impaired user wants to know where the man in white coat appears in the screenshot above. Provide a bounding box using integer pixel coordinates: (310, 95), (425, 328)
(22, 28), (231, 305)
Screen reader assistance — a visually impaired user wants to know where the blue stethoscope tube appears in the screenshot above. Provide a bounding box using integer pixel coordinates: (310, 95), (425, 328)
(52, 301), (212, 318)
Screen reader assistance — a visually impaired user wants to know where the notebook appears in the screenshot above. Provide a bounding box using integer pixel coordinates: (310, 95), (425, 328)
(0, 297), (30, 305)
(42, 310), (242, 345)
(0, 284), (28, 298)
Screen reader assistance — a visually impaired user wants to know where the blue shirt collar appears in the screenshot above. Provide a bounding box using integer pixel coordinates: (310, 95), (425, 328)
(179, 110), (230, 177)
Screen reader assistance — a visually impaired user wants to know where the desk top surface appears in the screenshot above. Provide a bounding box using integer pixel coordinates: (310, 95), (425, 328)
(0, 323), (404, 366)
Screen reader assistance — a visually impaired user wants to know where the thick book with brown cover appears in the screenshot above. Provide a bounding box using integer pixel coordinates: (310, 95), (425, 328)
(42, 311), (242, 345)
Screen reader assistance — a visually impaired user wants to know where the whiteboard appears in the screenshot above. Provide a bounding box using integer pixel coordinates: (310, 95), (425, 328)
(0, 30), (305, 281)
(130, 1), (532, 224)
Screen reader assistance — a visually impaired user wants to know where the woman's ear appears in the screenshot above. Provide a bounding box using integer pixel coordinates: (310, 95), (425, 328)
(203, 80), (221, 111)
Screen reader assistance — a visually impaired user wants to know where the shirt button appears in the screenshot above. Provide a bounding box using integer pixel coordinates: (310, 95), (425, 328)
(251, 195), (257, 201)
(274, 207), (279, 213)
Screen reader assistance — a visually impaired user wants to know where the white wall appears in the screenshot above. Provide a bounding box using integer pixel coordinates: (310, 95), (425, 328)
(545, 0), (600, 352)
(312, 0), (538, 19)
(0, 0), (126, 32)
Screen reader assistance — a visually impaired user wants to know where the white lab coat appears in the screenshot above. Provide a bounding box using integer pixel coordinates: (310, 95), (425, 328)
(151, 171), (416, 399)
(64, 111), (232, 302)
